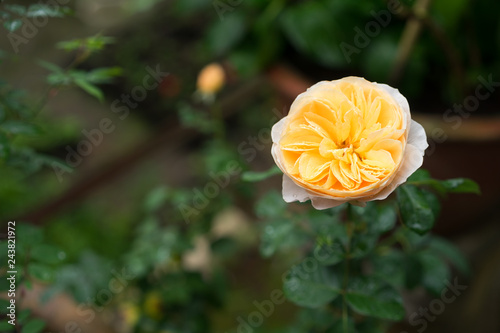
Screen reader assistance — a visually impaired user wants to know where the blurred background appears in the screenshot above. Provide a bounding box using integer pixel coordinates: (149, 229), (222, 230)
(0, 0), (499, 332)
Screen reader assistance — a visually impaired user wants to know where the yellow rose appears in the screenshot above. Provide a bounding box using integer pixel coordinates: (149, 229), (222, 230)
(196, 63), (225, 94)
(271, 77), (428, 209)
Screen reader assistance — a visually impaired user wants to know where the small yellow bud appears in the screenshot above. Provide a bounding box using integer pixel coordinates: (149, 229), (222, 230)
(120, 302), (140, 327)
(196, 63), (225, 94)
(144, 292), (163, 320)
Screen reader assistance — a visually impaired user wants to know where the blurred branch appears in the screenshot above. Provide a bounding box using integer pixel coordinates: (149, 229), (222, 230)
(420, 14), (465, 96)
(389, 0), (432, 85)
(465, 14), (481, 69)
(389, 0), (464, 96)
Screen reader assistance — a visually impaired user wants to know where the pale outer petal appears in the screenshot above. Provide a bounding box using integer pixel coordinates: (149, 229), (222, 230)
(282, 174), (312, 203)
(271, 117), (288, 144)
(270, 78), (429, 209)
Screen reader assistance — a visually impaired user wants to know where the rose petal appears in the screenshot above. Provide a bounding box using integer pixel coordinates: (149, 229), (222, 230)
(375, 81), (411, 131)
(282, 174), (312, 203)
(310, 196), (346, 210)
(407, 119), (428, 151)
(271, 117), (288, 144)
(363, 121), (428, 202)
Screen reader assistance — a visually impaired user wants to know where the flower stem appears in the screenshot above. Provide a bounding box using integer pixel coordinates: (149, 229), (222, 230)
(211, 102), (225, 140)
(342, 204), (354, 333)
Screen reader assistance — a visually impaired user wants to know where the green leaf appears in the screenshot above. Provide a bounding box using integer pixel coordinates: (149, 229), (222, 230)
(83, 35), (116, 52)
(432, 0), (468, 30)
(314, 241), (345, 266)
(355, 319), (388, 333)
(229, 46), (261, 78)
(0, 132), (9, 159)
(353, 202), (397, 234)
(255, 190), (287, 219)
(0, 320), (14, 331)
(373, 204), (397, 233)
(27, 263), (54, 282)
(403, 254), (423, 289)
(308, 207), (347, 244)
(27, 4), (64, 18)
(0, 320), (14, 332)
(3, 19), (22, 32)
(74, 79), (104, 102)
(241, 166), (281, 182)
(408, 168), (431, 182)
(16, 224), (43, 245)
(17, 309), (31, 324)
(85, 67), (122, 83)
(144, 186), (169, 212)
(371, 250), (405, 288)
(56, 39), (82, 51)
(211, 237), (238, 257)
(37, 60), (64, 73)
(33, 153), (73, 173)
(0, 121), (39, 135)
(283, 265), (340, 308)
(0, 11), (11, 21)
(30, 244), (66, 264)
(441, 178), (480, 194)
(397, 185), (436, 235)
(417, 251), (450, 296)
(24, 279), (32, 290)
(260, 218), (306, 257)
(326, 318), (357, 333)
(21, 319), (46, 333)
(421, 189), (441, 218)
(346, 277), (405, 321)
(44, 251), (111, 303)
(207, 13), (246, 56)
(428, 236), (470, 275)
(294, 308), (341, 331)
(177, 102), (214, 133)
(5, 4), (26, 15)
(0, 104), (5, 121)
(173, 0), (211, 16)
(360, 35), (398, 83)
(56, 35), (115, 52)
(0, 298), (10, 309)
(280, 2), (345, 67)
(407, 170), (480, 195)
